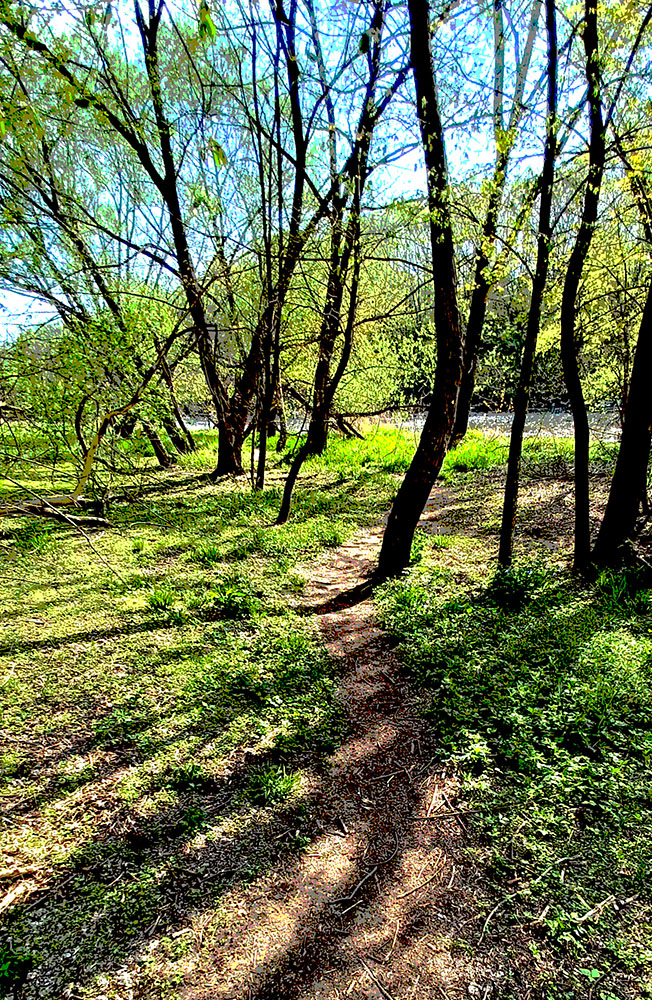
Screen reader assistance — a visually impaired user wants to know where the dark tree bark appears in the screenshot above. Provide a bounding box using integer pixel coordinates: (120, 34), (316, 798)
(156, 345), (197, 453)
(592, 273), (652, 565)
(161, 416), (191, 455)
(376, 0), (464, 579)
(559, 0), (605, 571)
(498, 0), (557, 567)
(142, 421), (174, 469)
(276, 384), (288, 451)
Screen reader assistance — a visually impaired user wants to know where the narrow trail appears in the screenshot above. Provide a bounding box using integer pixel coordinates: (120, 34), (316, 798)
(183, 495), (496, 1000)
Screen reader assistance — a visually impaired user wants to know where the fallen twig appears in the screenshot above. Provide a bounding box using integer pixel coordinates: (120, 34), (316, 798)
(356, 951), (397, 1000)
(397, 870), (441, 900)
(574, 895), (616, 924)
(331, 866), (378, 905)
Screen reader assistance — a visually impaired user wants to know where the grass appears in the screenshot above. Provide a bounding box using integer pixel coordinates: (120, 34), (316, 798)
(441, 429), (618, 481)
(0, 422), (636, 998)
(2, 427), (401, 999)
(377, 552), (652, 997)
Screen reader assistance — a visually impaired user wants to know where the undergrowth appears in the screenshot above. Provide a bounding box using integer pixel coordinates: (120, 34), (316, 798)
(377, 559), (652, 995)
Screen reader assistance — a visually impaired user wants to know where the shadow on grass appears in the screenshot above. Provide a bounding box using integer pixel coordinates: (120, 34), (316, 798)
(1, 700), (435, 1000)
(0, 617), (179, 656)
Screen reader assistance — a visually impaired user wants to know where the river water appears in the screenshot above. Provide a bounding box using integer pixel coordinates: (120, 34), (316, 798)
(189, 408), (621, 442)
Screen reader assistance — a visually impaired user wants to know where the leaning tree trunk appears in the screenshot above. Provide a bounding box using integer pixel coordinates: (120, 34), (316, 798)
(592, 272), (652, 566)
(162, 416), (191, 455)
(376, 0), (464, 579)
(276, 233), (362, 524)
(498, 0), (557, 567)
(559, 0), (605, 572)
(142, 422), (174, 469)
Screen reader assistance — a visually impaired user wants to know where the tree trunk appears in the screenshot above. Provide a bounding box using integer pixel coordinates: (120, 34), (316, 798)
(276, 383), (288, 451)
(142, 421), (174, 469)
(162, 416), (191, 455)
(376, 0), (464, 579)
(449, 0), (542, 447)
(559, 0), (605, 572)
(592, 273), (652, 566)
(211, 421), (246, 478)
(498, 0), (557, 567)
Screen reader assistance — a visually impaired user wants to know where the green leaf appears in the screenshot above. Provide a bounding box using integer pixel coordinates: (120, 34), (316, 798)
(208, 138), (228, 168)
(199, 0), (217, 42)
(359, 31), (370, 54)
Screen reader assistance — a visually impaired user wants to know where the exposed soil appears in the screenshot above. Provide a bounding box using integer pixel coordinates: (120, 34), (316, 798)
(181, 472), (604, 999)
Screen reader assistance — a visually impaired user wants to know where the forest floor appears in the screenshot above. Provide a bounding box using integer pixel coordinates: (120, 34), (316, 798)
(1, 428), (651, 1000)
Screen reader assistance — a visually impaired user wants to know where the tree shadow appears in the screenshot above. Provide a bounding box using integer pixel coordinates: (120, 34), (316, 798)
(0, 616), (177, 656)
(1, 706), (445, 1000)
(301, 580), (375, 616)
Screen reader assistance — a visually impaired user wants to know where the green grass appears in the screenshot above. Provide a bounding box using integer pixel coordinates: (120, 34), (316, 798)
(0, 424), (633, 998)
(377, 555), (652, 996)
(441, 430), (618, 481)
(1, 428), (388, 999)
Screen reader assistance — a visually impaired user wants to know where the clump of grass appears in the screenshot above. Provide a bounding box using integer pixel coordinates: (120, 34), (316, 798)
(12, 519), (52, 555)
(191, 541), (222, 565)
(146, 586), (176, 613)
(247, 763), (300, 805)
(596, 566), (650, 613)
(202, 573), (259, 620)
(431, 533), (454, 550)
(166, 762), (208, 792)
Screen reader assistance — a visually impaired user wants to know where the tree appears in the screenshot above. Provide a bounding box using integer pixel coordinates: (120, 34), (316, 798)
(450, 0), (544, 447)
(498, 0), (557, 567)
(376, 0), (464, 579)
(592, 269), (652, 566)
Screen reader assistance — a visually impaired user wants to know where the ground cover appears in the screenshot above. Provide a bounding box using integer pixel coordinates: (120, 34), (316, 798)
(1, 425), (650, 1000)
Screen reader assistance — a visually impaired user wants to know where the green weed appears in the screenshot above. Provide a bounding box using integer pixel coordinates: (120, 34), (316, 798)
(247, 764), (300, 805)
(12, 520), (52, 555)
(0, 944), (34, 993)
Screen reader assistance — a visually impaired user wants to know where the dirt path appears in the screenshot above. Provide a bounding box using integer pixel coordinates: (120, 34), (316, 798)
(182, 503), (498, 1000)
